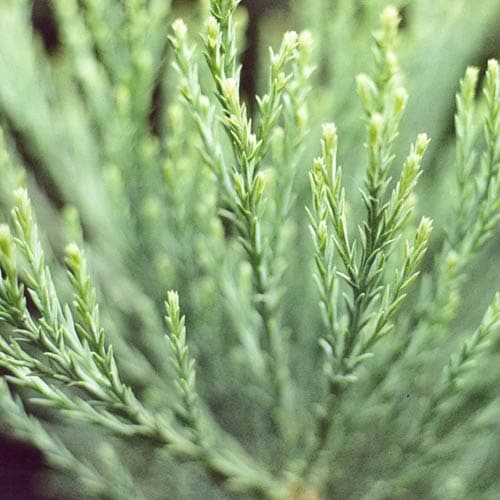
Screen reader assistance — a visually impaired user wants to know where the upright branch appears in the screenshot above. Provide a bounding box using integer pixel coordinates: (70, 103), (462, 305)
(169, 18), (229, 188)
(203, 0), (300, 438)
(304, 6), (432, 481)
(413, 59), (500, 343)
(360, 59), (500, 401)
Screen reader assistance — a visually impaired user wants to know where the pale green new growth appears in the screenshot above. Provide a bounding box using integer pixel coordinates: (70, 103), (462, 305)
(164, 291), (202, 440)
(0, 1), (499, 499)
(304, 10), (434, 475)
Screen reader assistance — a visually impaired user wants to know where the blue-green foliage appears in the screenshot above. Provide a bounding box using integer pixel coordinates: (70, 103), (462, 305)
(0, 1), (499, 499)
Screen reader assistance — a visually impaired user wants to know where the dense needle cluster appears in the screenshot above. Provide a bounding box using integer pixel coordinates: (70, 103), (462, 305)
(0, 0), (499, 498)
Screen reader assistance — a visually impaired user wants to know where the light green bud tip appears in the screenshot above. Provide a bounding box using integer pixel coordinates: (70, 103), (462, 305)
(247, 133), (258, 151)
(380, 5), (400, 31)
(415, 133), (430, 156)
(0, 224), (12, 256)
(461, 68), (479, 105)
(221, 77), (239, 102)
(167, 290), (179, 309)
(65, 242), (82, 264)
(276, 71), (287, 89)
(464, 66), (479, 90)
(13, 187), (28, 205)
(206, 16), (219, 44)
(487, 58), (499, 78)
(313, 157), (322, 169)
(322, 122), (337, 149)
(418, 216), (433, 240)
(283, 31), (298, 52)
(172, 18), (187, 41)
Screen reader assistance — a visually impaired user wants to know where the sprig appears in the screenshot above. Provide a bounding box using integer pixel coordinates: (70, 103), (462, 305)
(203, 0), (300, 437)
(169, 18), (229, 185)
(309, 6), (429, 395)
(304, 6), (432, 478)
(164, 291), (202, 443)
(0, 188), (285, 497)
(414, 59), (500, 341)
(0, 189), (159, 437)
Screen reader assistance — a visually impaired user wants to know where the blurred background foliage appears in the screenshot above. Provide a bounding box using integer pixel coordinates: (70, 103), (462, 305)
(0, 0), (499, 499)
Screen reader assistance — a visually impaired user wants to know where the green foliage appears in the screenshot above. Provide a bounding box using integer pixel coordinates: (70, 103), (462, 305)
(0, 1), (499, 499)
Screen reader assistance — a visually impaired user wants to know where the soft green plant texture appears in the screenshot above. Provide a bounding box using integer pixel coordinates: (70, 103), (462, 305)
(0, 0), (499, 499)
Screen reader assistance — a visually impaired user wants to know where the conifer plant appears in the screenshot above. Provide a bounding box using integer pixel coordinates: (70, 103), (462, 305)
(0, 0), (499, 498)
